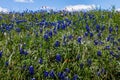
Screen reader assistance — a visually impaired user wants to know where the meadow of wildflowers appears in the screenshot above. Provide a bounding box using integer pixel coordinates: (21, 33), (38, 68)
(0, 9), (120, 80)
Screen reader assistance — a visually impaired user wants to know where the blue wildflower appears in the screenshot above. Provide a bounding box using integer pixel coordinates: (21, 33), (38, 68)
(76, 54), (80, 60)
(44, 34), (49, 41)
(48, 30), (53, 38)
(97, 32), (101, 37)
(97, 51), (102, 56)
(5, 61), (9, 66)
(49, 70), (55, 78)
(64, 68), (70, 73)
(90, 32), (93, 38)
(53, 30), (57, 35)
(106, 36), (110, 41)
(29, 66), (34, 75)
(20, 48), (24, 54)
(110, 51), (114, 56)
(118, 46), (120, 50)
(39, 58), (43, 64)
(54, 41), (60, 47)
(87, 59), (92, 66)
(16, 28), (21, 32)
(101, 26), (105, 31)
(72, 74), (78, 80)
(105, 46), (110, 50)
(101, 68), (106, 74)
(113, 41), (118, 46)
(55, 54), (61, 62)
(96, 25), (100, 32)
(97, 71), (100, 76)
(86, 25), (90, 32)
(32, 78), (36, 80)
(61, 25), (66, 30)
(58, 72), (66, 79)
(116, 26), (118, 32)
(118, 38), (120, 42)
(84, 32), (88, 36)
(0, 51), (2, 58)
(109, 27), (113, 33)
(68, 34), (73, 40)
(40, 28), (43, 33)
(80, 63), (84, 69)
(77, 37), (82, 43)
(24, 51), (28, 55)
(43, 70), (49, 77)
(94, 40), (98, 45)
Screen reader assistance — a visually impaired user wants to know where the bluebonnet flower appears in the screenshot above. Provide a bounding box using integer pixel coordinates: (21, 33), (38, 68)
(94, 40), (98, 45)
(32, 78), (36, 80)
(58, 72), (66, 79)
(0, 51), (2, 58)
(76, 54), (80, 60)
(87, 59), (92, 66)
(97, 51), (102, 56)
(48, 30), (53, 38)
(55, 54), (61, 62)
(72, 74), (78, 80)
(29, 66), (34, 75)
(54, 41), (60, 47)
(68, 34), (73, 40)
(86, 25), (90, 32)
(64, 68), (70, 73)
(63, 35), (66, 41)
(105, 46), (110, 50)
(96, 25), (100, 32)
(101, 26), (105, 31)
(109, 27), (113, 33)
(106, 36), (110, 41)
(84, 32), (88, 36)
(116, 26), (118, 32)
(101, 68), (106, 74)
(113, 41), (118, 46)
(118, 38), (120, 42)
(118, 46), (120, 50)
(5, 61), (9, 66)
(80, 63), (84, 69)
(97, 71), (100, 76)
(20, 48), (28, 55)
(16, 28), (21, 32)
(97, 32), (101, 37)
(53, 30), (57, 35)
(77, 37), (82, 43)
(6, 26), (11, 31)
(110, 51), (114, 56)
(38, 58), (43, 64)
(114, 54), (119, 59)
(57, 25), (61, 30)
(20, 48), (24, 54)
(90, 32), (93, 38)
(44, 70), (49, 77)
(61, 24), (66, 30)
(44, 34), (49, 41)
(40, 28), (43, 33)
(35, 32), (38, 37)
(24, 51), (28, 55)
(49, 70), (55, 78)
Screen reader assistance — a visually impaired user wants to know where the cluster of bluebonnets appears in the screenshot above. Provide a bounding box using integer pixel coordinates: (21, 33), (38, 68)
(0, 9), (120, 80)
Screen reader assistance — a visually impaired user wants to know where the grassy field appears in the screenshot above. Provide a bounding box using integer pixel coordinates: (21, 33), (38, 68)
(0, 9), (120, 80)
